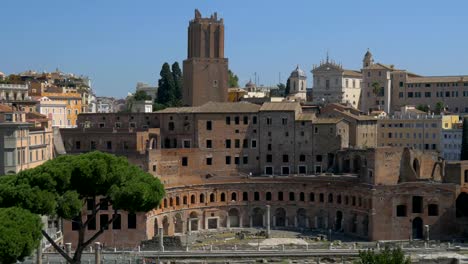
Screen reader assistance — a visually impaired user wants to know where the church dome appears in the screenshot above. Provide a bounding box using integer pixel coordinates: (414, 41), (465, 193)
(290, 65), (306, 78)
(245, 80), (255, 88)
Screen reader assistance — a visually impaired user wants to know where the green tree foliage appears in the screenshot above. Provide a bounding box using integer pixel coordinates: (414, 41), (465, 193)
(133, 90), (152, 101)
(416, 105), (429, 113)
(354, 247), (410, 264)
(0, 207), (42, 264)
(435, 101), (444, 114)
(156, 62), (183, 110)
(0, 151), (165, 264)
(372, 82), (383, 97)
(285, 78), (291, 95)
(228, 70), (239, 88)
(171, 62), (183, 106)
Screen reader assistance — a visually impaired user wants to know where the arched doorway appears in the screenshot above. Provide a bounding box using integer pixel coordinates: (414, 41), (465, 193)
(174, 213), (183, 233)
(275, 208), (286, 227)
(456, 192), (468, 217)
(297, 208), (307, 228)
(228, 208), (240, 228)
(412, 217), (423, 239)
(353, 156), (362, 173)
(189, 212), (199, 232)
(252, 207), (264, 227)
(335, 211), (343, 231)
(162, 216), (169, 235)
(413, 158), (420, 175)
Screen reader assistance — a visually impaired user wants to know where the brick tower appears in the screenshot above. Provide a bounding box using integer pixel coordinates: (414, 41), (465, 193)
(182, 9), (228, 106)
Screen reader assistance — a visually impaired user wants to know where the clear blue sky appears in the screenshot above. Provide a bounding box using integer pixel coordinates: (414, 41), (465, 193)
(1, 0), (468, 98)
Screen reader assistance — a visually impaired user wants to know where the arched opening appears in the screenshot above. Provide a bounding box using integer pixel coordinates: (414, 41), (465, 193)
(174, 213), (183, 233)
(169, 197), (173, 207)
(328, 193), (333, 203)
(199, 193), (205, 203)
(353, 156), (362, 173)
(153, 218), (158, 238)
(252, 207), (264, 227)
(231, 192), (237, 202)
(299, 192), (305, 202)
(175, 196), (180, 206)
(228, 208), (240, 228)
(456, 192), (468, 217)
(210, 193), (215, 203)
(413, 158), (420, 175)
(162, 216), (169, 235)
(221, 193), (226, 202)
(163, 199), (168, 208)
(351, 214), (357, 233)
(335, 211), (343, 231)
(189, 212), (199, 232)
(266, 192), (272, 201)
(183, 196), (187, 205)
(412, 217), (423, 239)
(190, 195), (196, 204)
(297, 208), (307, 228)
(275, 208), (286, 227)
(151, 138), (158, 149)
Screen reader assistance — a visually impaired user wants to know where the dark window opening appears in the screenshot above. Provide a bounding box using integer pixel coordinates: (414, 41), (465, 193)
(289, 192), (295, 201)
(428, 204), (438, 216)
(243, 192), (248, 201)
(412, 196), (423, 213)
(128, 213), (137, 229)
(397, 205), (407, 217)
(254, 192), (260, 201)
(278, 191), (284, 201)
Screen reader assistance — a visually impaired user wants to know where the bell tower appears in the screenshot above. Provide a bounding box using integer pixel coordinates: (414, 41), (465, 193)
(182, 9), (229, 106)
(363, 49), (374, 68)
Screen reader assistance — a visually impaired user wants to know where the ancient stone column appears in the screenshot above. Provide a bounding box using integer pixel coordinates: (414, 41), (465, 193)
(266, 205), (271, 238)
(65, 243), (72, 257)
(159, 227), (164, 252)
(36, 243), (42, 264)
(94, 242), (101, 264)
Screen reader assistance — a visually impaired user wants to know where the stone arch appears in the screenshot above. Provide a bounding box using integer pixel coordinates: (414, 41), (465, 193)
(297, 208), (307, 228)
(413, 158), (420, 176)
(275, 208), (286, 227)
(228, 208), (240, 228)
(175, 196), (180, 206)
(199, 193), (205, 203)
(163, 198), (168, 208)
(335, 211), (343, 231)
(252, 207), (264, 227)
(231, 192), (237, 202)
(189, 211), (199, 232)
(412, 217), (423, 239)
(162, 216), (169, 235)
(183, 196), (187, 205)
(456, 192), (468, 217)
(210, 193), (216, 203)
(220, 192), (226, 202)
(299, 192), (305, 202)
(169, 197), (173, 207)
(190, 194), (196, 204)
(149, 137), (158, 149)
(174, 213), (183, 234)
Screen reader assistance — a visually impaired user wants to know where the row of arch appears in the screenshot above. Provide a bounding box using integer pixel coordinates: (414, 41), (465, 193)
(160, 191), (372, 211)
(150, 206), (370, 238)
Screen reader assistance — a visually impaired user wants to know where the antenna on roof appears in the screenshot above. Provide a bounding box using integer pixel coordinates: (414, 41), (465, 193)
(326, 49), (329, 63)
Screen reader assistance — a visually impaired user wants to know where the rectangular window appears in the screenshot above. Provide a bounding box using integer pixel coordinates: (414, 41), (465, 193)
(243, 139), (249, 148)
(72, 216), (80, 230)
(206, 121), (212, 130)
(282, 118), (287, 125)
(87, 198), (95, 210)
(268, 144), (272, 151)
(251, 139), (257, 148)
(266, 154), (272, 163)
(225, 139), (231, 148)
(182, 157), (188, 166)
(128, 213), (137, 229)
(183, 140), (191, 148)
(299, 165), (306, 174)
(235, 139), (240, 148)
(90, 141), (97, 150)
(206, 157), (212, 165)
(112, 214), (122, 230)
(412, 196), (423, 214)
(225, 156), (231, 165)
(226, 116), (231, 125)
(243, 116), (248, 125)
(283, 154), (289, 163)
(106, 141), (112, 150)
(75, 141), (81, 150)
(253, 116), (257, 124)
(87, 215), (96, 230)
(425, 92), (431, 97)
(168, 122), (175, 131)
(234, 156), (240, 165)
(234, 116), (240, 125)
(243, 155), (248, 164)
(266, 117), (272, 125)
(100, 214), (109, 230)
(206, 140), (212, 148)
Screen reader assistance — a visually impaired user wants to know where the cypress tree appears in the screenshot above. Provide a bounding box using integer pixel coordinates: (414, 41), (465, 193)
(171, 62), (183, 106)
(461, 116), (468, 160)
(157, 62), (175, 105)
